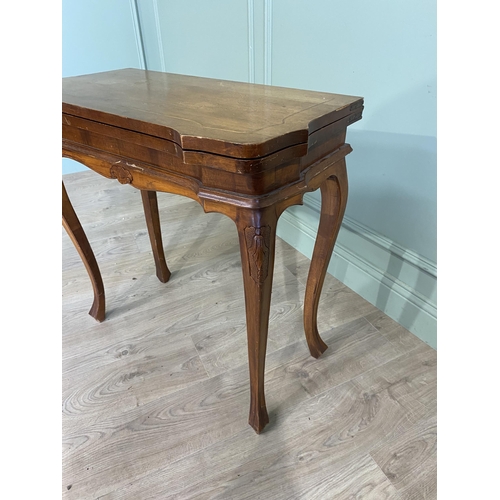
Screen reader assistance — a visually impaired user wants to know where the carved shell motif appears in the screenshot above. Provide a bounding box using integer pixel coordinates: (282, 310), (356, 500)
(110, 164), (133, 184)
(244, 225), (271, 284)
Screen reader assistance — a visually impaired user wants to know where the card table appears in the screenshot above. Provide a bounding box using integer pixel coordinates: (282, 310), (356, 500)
(62, 69), (363, 433)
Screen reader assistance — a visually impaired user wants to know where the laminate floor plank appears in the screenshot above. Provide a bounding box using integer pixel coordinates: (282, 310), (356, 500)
(100, 349), (429, 500)
(351, 343), (437, 415)
(62, 171), (436, 499)
(364, 310), (426, 356)
(62, 333), (207, 425)
(288, 454), (400, 500)
(393, 464), (437, 500)
(62, 318), (426, 499)
(370, 415), (437, 496)
(62, 335), (316, 499)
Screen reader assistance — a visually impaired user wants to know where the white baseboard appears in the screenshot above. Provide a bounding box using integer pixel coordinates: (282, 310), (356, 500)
(277, 197), (437, 349)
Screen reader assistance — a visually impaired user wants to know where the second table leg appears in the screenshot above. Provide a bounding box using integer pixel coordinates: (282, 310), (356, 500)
(141, 190), (171, 283)
(62, 181), (105, 322)
(303, 158), (349, 357)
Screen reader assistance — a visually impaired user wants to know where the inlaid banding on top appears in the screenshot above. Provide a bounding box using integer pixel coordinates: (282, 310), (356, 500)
(62, 69), (363, 159)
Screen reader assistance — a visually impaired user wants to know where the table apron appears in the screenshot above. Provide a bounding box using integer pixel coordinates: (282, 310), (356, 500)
(63, 140), (352, 212)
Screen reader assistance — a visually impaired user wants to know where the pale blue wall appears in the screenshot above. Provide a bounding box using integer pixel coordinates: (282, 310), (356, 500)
(138, 0), (250, 81)
(62, 0), (143, 174)
(271, 0), (436, 262)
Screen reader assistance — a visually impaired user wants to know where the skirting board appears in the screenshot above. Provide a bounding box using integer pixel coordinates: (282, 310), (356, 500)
(277, 198), (437, 349)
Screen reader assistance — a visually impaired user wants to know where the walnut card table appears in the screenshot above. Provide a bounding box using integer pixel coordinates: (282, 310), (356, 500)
(62, 69), (364, 433)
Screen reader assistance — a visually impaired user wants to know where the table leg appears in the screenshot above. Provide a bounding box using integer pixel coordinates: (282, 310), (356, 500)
(140, 191), (171, 283)
(62, 182), (105, 322)
(236, 207), (278, 434)
(303, 158), (348, 357)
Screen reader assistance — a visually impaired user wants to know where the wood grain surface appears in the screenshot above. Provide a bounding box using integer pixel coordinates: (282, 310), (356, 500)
(62, 69), (363, 159)
(62, 171), (436, 499)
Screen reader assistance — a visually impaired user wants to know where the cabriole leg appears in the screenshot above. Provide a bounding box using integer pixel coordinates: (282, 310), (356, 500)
(303, 158), (348, 357)
(62, 182), (105, 322)
(235, 207), (278, 434)
(140, 190), (171, 283)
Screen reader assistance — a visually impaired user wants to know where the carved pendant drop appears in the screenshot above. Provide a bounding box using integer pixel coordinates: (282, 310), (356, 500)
(244, 225), (271, 284)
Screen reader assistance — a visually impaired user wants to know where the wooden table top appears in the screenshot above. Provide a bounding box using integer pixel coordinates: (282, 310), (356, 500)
(62, 69), (363, 159)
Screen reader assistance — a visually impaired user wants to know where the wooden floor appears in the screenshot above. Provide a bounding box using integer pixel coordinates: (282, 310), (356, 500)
(62, 171), (437, 500)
